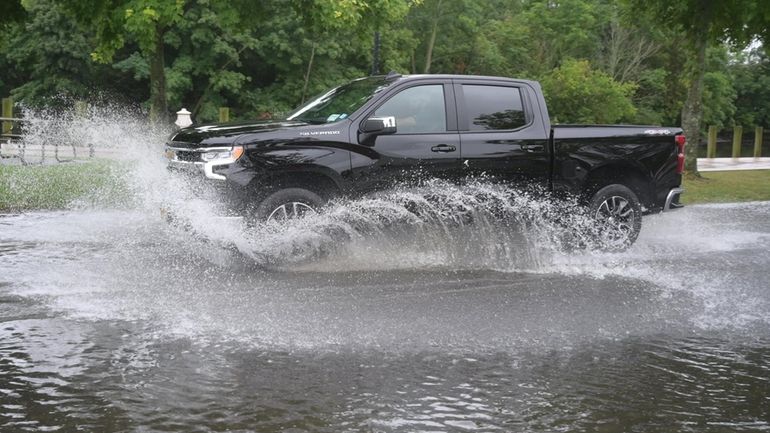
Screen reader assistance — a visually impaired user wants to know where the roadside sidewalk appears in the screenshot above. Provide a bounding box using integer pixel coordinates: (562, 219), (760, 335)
(697, 157), (770, 172)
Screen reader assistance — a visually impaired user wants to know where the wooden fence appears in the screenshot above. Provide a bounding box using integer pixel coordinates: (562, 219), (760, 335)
(1, 96), (26, 162)
(1, 97), (21, 141)
(705, 125), (766, 159)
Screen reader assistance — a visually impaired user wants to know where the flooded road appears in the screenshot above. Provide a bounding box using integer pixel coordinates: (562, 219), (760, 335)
(2, 201), (770, 432)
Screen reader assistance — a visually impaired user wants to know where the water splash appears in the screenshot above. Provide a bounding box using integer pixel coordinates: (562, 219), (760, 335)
(10, 102), (169, 164)
(8, 104), (629, 273)
(5, 106), (770, 347)
(230, 179), (604, 272)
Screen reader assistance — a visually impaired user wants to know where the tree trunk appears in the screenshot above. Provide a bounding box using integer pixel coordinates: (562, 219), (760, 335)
(680, 28), (708, 176)
(423, 0), (442, 74)
(149, 25), (168, 124)
(191, 45), (249, 118)
(371, 31), (381, 75)
(301, 43), (316, 104)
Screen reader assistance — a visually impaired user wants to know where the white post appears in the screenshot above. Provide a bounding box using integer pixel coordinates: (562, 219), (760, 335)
(175, 108), (192, 129)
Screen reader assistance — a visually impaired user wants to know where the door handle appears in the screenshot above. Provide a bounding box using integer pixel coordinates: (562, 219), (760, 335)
(431, 144), (456, 153)
(521, 144), (544, 153)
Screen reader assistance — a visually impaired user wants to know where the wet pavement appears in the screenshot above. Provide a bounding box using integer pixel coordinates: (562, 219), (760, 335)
(1, 202), (770, 432)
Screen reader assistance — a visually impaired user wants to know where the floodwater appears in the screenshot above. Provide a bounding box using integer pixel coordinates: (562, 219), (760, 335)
(2, 109), (770, 432)
(2, 199), (770, 432)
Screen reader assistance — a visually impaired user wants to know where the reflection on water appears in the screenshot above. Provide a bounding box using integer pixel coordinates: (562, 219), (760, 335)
(2, 321), (769, 431)
(1, 201), (770, 431)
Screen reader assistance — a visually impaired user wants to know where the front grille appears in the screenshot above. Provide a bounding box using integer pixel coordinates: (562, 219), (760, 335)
(166, 141), (201, 163)
(175, 150), (201, 162)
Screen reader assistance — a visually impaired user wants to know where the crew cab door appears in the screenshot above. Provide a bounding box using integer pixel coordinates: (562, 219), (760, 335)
(350, 81), (461, 192)
(454, 80), (550, 188)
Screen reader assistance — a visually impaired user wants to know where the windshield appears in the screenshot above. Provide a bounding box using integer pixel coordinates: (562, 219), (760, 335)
(287, 76), (392, 124)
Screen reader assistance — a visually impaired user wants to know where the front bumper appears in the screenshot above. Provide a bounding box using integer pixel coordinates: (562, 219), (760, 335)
(663, 187), (684, 211)
(165, 146), (254, 216)
(165, 146), (239, 180)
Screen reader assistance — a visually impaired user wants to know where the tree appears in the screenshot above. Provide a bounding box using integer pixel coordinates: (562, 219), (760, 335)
(59, 0), (185, 122)
(0, 0), (25, 96)
(289, 0), (410, 101)
(60, 0), (272, 123)
(417, 0), (444, 73)
(233, 0), (411, 118)
(0, 0), (24, 25)
(406, 0), (483, 74)
(519, 0), (605, 75)
(701, 46), (736, 129)
(2, 0), (762, 134)
(731, 48), (770, 128)
(155, 1), (260, 121)
(360, 0), (414, 75)
(6, 0), (94, 105)
(597, 4), (661, 83)
(626, 0), (770, 175)
(540, 59), (637, 124)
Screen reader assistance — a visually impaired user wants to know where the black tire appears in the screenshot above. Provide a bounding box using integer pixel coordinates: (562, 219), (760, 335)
(588, 184), (642, 251)
(254, 187), (324, 222)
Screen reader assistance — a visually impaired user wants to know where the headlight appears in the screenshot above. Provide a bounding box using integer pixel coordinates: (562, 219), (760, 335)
(201, 146), (244, 162)
(200, 150), (231, 161)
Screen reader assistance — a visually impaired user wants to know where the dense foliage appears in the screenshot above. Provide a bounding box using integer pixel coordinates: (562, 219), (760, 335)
(1, 0), (768, 137)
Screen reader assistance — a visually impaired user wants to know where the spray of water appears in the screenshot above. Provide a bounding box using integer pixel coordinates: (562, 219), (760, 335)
(5, 106), (770, 344)
(9, 103), (628, 272)
(230, 179), (610, 271)
(11, 102), (168, 163)
(11, 102), (245, 235)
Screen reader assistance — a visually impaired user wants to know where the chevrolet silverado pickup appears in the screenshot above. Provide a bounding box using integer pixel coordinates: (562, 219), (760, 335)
(165, 72), (685, 249)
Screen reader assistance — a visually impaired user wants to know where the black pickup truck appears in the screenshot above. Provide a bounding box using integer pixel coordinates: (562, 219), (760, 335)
(165, 73), (685, 249)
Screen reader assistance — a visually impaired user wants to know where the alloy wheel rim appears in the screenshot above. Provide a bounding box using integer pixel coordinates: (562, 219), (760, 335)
(595, 195), (636, 246)
(266, 202), (316, 222)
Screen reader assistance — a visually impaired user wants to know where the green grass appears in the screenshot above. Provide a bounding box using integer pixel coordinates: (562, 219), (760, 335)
(2, 160), (769, 211)
(683, 170), (770, 204)
(0, 160), (133, 212)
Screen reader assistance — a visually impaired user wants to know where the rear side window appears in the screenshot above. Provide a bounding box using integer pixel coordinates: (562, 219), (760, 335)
(462, 85), (526, 131)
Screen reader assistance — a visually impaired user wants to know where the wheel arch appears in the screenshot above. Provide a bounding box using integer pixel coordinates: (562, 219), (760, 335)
(582, 163), (653, 208)
(250, 167), (343, 201)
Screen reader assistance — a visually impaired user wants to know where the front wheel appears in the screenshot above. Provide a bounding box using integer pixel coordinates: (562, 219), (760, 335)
(588, 184), (642, 251)
(254, 187), (324, 222)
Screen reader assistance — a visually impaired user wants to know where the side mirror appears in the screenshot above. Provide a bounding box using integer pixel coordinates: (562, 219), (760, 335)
(361, 116), (397, 134)
(358, 116), (396, 146)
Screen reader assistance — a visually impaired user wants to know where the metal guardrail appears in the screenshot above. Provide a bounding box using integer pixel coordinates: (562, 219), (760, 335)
(2, 97), (103, 165)
(1, 112), (98, 165)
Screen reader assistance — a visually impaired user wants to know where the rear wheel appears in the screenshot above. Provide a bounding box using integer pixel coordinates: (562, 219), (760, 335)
(254, 187), (324, 222)
(588, 184), (642, 251)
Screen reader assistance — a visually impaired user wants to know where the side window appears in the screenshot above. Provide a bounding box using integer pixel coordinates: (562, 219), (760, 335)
(374, 85), (446, 134)
(462, 85), (527, 131)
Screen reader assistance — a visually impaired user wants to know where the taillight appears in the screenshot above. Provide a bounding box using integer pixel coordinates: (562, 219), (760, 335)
(675, 134), (686, 174)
